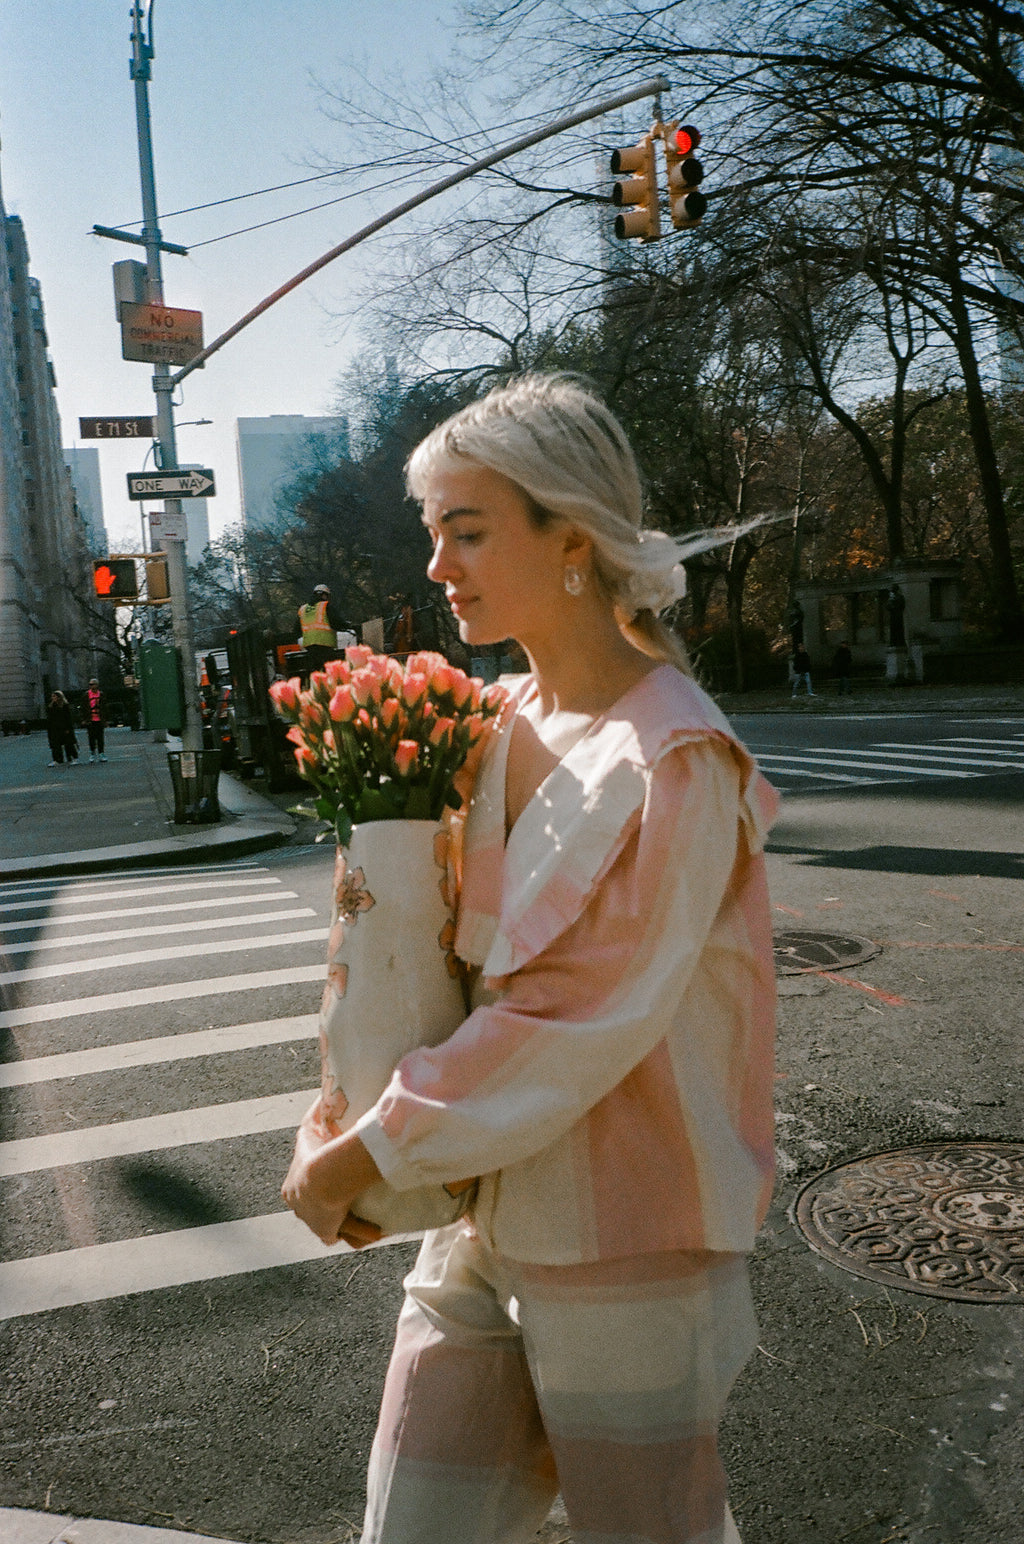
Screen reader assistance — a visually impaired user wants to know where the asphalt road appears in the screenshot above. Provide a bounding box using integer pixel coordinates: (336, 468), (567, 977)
(1, 712), (1023, 1544)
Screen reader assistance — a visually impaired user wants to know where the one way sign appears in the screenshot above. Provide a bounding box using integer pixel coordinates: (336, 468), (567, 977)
(127, 469), (216, 500)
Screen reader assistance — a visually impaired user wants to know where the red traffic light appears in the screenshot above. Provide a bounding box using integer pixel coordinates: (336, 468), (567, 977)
(673, 124), (701, 156)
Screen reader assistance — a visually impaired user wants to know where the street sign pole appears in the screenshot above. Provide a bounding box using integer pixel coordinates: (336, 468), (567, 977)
(130, 0), (204, 758)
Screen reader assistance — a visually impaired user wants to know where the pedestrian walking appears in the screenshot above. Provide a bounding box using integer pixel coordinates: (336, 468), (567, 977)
(45, 691), (78, 765)
(831, 640), (853, 695)
(791, 644), (814, 697)
(83, 678), (107, 761)
(282, 374), (778, 1544)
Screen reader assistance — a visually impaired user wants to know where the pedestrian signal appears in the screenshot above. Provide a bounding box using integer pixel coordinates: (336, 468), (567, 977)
(93, 559), (138, 601)
(664, 123), (707, 230)
(610, 135), (661, 242)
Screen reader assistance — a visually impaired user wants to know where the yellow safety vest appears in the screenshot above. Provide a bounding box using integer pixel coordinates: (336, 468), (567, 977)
(299, 600), (335, 648)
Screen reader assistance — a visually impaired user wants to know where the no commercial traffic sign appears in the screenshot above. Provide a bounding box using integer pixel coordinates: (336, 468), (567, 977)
(127, 469), (216, 500)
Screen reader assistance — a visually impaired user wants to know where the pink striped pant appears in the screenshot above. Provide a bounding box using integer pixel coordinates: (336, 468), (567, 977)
(361, 1224), (754, 1543)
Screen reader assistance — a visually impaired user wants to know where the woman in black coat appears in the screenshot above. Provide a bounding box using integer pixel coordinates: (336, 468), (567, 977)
(46, 691), (78, 765)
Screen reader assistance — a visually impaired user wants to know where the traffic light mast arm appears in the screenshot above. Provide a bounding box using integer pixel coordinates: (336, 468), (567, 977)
(168, 75), (669, 387)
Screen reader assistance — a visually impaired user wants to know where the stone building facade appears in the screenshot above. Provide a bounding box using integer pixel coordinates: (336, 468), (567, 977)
(1, 172), (95, 723)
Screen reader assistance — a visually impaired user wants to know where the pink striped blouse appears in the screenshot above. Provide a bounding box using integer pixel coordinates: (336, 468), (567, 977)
(355, 665), (780, 1264)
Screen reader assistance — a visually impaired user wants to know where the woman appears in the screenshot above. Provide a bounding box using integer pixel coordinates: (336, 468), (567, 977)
(283, 375), (778, 1544)
(46, 690), (78, 766)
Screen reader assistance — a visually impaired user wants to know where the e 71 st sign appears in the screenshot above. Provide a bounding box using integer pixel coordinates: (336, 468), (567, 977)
(79, 416), (154, 439)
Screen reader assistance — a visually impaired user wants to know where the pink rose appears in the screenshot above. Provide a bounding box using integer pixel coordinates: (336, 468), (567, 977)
(293, 744), (318, 773)
(380, 697), (404, 734)
(429, 659), (458, 696)
(329, 685), (356, 722)
(394, 739), (419, 776)
(448, 671), (473, 710)
(401, 672), (429, 709)
(324, 659), (351, 686)
(351, 667), (382, 708)
(268, 678), (302, 716)
(285, 725), (304, 745)
(428, 715), (456, 748)
(482, 683), (507, 712)
(345, 644), (374, 670)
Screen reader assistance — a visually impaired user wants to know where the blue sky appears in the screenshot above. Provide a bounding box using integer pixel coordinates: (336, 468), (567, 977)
(0, 2), (463, 547)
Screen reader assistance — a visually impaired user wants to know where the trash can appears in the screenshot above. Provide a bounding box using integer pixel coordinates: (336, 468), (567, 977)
(167, 749), (222, 824)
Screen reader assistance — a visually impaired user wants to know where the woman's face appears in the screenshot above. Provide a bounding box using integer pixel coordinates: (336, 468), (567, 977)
(422, 462), (577, 650)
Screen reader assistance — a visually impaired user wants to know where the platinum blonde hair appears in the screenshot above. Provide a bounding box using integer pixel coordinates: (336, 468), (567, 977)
(406, 373), (693, 672)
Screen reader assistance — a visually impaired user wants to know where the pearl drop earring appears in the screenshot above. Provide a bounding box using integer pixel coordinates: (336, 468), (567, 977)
(564, 566), (585, 596)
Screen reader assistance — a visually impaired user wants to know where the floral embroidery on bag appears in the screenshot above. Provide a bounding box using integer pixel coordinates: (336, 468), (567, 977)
(318, 1029), (349, 1133)
(336, 864), (376, 925)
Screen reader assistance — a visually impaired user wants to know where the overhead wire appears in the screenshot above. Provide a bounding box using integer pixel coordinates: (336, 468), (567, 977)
(110, 99), (598, 250)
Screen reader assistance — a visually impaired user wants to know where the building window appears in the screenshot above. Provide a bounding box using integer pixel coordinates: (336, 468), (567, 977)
(929, 578), (958, 622)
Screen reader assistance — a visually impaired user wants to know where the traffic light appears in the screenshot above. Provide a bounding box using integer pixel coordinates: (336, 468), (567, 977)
(145, 556), (170, 602)
(93, 559), (138, 601)
(664, 123), (707, 231)
(610, 134), (661, 242)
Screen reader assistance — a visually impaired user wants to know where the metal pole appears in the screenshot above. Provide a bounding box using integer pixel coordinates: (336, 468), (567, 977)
(170, 75), (670, 387)
(130, 0), (204, 755)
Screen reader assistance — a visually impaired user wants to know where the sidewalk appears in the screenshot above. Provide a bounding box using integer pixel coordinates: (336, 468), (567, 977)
(715, 679), (1024, 714)
(0, 727), (294, 881)
(0, 1508), (250, 1544)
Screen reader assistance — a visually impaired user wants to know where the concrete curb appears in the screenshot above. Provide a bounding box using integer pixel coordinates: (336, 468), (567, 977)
(0, 1509), (248, 1544)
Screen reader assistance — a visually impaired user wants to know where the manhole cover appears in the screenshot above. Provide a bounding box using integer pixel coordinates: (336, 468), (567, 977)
(773, 930), (880, 975)
(795, 1142), (1024, 1302)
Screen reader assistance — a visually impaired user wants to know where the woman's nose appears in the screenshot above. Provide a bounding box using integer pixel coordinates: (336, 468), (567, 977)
(427, 538), (457, 584)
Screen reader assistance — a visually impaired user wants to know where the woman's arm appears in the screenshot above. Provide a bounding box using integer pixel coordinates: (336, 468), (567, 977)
(355, 740), (752, 1190)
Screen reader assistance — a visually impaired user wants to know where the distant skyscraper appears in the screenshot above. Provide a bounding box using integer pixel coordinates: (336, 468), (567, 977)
(236, 414), (350, 532)
(64, 447), (107, 552)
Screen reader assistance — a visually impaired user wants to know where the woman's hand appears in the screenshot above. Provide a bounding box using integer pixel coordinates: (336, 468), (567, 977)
(282, 1099), (383, 1248)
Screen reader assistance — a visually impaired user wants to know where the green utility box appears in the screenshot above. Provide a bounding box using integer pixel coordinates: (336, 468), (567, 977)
(138, 640), (185, 732)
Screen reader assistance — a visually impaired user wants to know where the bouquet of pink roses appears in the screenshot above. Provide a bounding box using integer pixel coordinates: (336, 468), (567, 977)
(269, 645), (506, 841)
(271, 646), (508, 1237)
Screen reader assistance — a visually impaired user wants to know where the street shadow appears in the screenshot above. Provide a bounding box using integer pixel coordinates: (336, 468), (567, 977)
(767, 842), (1024, 880)
(118, 1158), (235, 1225)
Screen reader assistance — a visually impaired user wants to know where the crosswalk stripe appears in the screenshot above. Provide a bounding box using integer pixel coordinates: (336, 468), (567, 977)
(0, 1088), (316, 1176)
(0, 963), (325, 1029)
(0, 1210), (360, 1322)
(762, 767), (874, 785)
(944, 737), (1024, 747)
(0, 926), (326, 985)
(870, 742), (1024, 765)
(0, 907), (317, 956)
(0, 890), (301, 932)
(753, 753), (974, 778)
(0, 874), (284, 914)
(0, 862), (265, 896)
(0, 1014), (318, 1087)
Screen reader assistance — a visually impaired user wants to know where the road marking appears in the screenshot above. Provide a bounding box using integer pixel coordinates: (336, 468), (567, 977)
(0, 1088), (316, 1176)
(944, 737), (1024, 747)
(0, 926), (326, 985)
(0, 963), (325, 1028)
(0, 874), (282, 913)
(0, 1210), (352, 1321)
(759, 766), (875, 785)
(0, 907), (317, 955)
(0, 1014), (318, 1086)
(753, 753), (975, 778)
(869, 743), (1024, 766)
(0, 862), (264, 898)
(0, 890), (301, 931)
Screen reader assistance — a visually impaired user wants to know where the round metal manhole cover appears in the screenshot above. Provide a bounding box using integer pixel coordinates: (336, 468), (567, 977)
(773, 930), (880, 975)
(795, 1143), (1024, 1302)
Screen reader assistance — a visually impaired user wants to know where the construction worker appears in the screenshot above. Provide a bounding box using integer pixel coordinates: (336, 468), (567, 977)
(298, 584), (343, 673)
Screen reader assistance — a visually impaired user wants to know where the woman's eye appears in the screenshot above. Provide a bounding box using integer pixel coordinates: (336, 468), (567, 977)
(456, 530), (483, 546)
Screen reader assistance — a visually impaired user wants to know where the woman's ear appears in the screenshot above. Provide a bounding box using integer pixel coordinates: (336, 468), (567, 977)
(561, 526), (593, 565)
